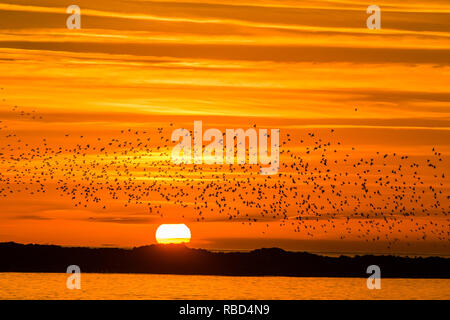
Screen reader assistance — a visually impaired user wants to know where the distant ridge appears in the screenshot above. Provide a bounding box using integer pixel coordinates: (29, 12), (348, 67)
(0, 242), (449, 278)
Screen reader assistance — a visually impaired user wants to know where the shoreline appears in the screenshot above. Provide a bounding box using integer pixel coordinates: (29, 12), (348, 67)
(1, 242), (449, 279)
(1, 271), (450, 279)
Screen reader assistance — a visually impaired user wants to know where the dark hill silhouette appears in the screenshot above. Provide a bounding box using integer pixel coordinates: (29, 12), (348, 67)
(0, 242), (448, 278)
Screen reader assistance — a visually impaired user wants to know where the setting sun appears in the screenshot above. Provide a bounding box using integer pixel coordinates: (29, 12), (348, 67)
(156, 224), (191, 244)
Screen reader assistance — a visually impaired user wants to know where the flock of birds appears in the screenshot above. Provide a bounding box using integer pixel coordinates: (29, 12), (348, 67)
(0, 89), (449, 249)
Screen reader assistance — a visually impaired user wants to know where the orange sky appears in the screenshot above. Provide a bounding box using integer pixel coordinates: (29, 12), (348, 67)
(0, 0), (449, 255)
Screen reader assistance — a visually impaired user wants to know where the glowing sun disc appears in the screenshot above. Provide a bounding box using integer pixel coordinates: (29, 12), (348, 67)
(156, 224), (191, 244)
